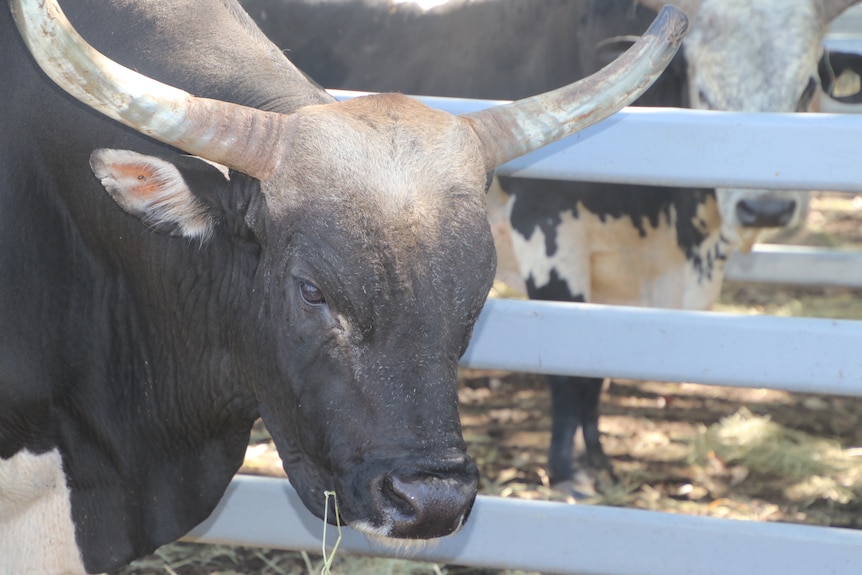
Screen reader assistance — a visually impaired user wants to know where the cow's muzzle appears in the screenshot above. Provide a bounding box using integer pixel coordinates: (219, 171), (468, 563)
(347, 453), (479, 540)
(736, 198), (797, 228)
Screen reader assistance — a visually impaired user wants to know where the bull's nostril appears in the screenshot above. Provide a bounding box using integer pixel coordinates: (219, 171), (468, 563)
(780, 200), (797, 225)
(383, 475), (419, 518)
(736, 200), (756, 226)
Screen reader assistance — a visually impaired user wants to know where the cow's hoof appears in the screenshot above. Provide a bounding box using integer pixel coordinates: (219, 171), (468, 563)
(553, 469), (598, 500)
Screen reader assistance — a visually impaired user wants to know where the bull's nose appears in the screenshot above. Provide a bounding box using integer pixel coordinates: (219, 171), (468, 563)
(373, 462), (478, 539)
(736, 198), (797, 227)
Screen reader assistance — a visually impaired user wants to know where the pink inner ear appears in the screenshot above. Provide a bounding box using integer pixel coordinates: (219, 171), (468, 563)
(90, 148), (216, 240)
(112, 163), (163, 201)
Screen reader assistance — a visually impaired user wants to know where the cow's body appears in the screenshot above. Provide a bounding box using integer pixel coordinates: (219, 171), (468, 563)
(241, 0), (862, 488)
(1, 0), (685, 571)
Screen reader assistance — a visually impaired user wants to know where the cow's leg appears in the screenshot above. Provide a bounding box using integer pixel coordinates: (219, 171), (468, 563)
(525, 288), (611, 489)
(504, 181), (611, 491)
(547, 374), (608, 485)
(578, 376), (611, 473)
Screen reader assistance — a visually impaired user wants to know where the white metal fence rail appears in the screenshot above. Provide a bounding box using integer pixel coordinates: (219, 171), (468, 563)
(185, 93), (862, 574)
(725, 244), (862, 287)
(333, 90), (862, 192)
(187, 474), (862, 575)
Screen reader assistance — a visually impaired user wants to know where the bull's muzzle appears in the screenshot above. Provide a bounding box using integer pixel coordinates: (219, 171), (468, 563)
(736, 197), (798, 228)
(354, 453), (479, 540)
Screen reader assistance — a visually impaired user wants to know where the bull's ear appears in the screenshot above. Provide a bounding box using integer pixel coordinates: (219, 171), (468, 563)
(89, 148), (222, 240)
(818, 50), (862, 104)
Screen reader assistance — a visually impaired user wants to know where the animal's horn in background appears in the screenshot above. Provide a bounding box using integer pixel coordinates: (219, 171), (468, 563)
(463, 5), (688, 171)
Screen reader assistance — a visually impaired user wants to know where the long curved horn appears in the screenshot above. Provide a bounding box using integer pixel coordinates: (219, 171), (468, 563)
(463, 6), (688, 171)
(823, 0), (860, 23)
(10, 0), (289, 180)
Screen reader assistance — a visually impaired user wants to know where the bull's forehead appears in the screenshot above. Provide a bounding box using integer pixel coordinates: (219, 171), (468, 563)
(685, 0), (826, 112)
(266, 93), (487, 218)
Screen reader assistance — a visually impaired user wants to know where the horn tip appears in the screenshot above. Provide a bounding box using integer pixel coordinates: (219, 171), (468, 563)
(653, 5), (690, 43)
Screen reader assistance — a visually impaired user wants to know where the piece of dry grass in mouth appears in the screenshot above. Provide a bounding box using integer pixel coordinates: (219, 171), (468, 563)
(321, 491), (342, 575)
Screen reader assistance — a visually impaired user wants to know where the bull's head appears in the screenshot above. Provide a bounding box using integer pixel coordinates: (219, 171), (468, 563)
(11, 0), (685, 543)
(640, 0), (862, 252)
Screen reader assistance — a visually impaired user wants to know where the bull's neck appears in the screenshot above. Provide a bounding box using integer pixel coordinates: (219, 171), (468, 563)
(59, 217), (260, 570)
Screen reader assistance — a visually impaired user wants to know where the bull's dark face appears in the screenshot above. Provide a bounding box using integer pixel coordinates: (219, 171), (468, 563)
(253, 206), (494, 540)
(246, 96), (496, 540)
(90, 94), (496, 541)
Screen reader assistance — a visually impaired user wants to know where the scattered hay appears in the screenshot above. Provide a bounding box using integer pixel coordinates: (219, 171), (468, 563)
(113, 543), (523, 575)
(784, 475), (855, 506)
(691, 408), (862, 506)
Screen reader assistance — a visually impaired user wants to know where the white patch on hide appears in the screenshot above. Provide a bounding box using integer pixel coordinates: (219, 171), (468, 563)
(507, 197), (592, 301)
(0, 449), (86, 575)
(509, 197), (727, 310)
(350, 520), (443, 555)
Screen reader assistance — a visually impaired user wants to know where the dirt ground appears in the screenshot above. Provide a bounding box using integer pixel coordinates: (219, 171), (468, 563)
(113, 193), (862, 575)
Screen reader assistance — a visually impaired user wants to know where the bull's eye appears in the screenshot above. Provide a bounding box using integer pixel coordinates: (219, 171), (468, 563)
(300, 280), (326, 306)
